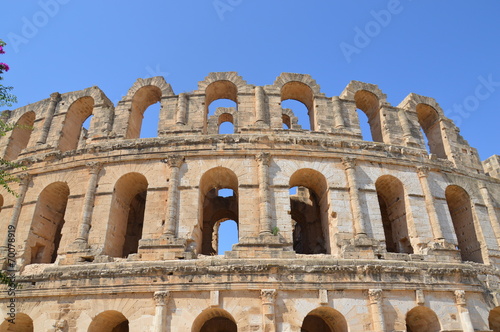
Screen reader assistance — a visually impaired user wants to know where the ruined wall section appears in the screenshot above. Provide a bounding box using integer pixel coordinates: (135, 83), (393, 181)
(0, 72), (486, 176)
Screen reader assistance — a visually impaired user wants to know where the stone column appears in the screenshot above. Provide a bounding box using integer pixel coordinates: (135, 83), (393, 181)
(398, 109), (417, 146)
(164, 155), (184, 237)
(415, 289), (425, 306)
(479, 182), (500, 246)
(3, 173), (31, 248)
(73, 162), (103, 248)
(37, 92), (61, 145)
(153, 291), (170, 332)
(256, 152), (272, 235)
(454, 290), (474, 332)
(261, 289), (277, 332)
(332, 96), (345, 129)
(368, 289), (385, 332)
(417, 167), (444, 240)
(342, 157), (366, 236)
(255, 86), (266, 125)
(176, 93), (188, 125)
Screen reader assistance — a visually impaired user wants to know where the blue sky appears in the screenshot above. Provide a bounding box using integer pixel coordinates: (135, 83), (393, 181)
(2, 1), (500, 253)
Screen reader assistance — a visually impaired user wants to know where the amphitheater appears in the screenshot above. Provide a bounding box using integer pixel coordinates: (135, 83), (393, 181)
(1, 72), (500, 331)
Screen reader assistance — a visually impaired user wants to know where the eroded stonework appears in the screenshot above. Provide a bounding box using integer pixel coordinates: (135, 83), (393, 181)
(1, 72), (500, 331)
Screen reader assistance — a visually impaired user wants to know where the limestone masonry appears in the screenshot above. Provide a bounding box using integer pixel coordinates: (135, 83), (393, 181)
(1, 72), (500, 331)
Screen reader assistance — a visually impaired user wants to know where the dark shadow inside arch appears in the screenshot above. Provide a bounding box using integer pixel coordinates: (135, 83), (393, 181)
(301, 307), (348, 332)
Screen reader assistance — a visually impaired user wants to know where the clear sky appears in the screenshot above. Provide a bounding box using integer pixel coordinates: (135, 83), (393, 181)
(2, 1), (500, 253)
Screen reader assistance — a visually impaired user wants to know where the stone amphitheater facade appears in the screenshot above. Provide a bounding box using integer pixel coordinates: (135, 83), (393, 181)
(1, 72), (500, 331)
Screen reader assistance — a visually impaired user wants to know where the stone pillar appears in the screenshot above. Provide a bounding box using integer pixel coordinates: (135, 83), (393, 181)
(176, 93), (188, 125)
(368, 289), (385, 332)
(37, 92), (61, 145)
(342, 157), (366, 236)
(332, 96), (345, 129)
(256, 152), (272, 235)
(164, 155), (184, 237)
(479, 182), (500, 246)
(261, 289), (277, 332)
(416, 289), (425, 306)
(398, 109), (418, 146)
(417, 167), (444, 240)
(255, 86), (266, 125)
(73, 162), (103, 249)
(454, 290), (474, 332)
(3, 173), (31, 248)
(153, 291), (170, 332)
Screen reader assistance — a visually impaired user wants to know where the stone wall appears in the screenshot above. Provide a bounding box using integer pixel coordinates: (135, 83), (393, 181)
(0, 72), (500, 331)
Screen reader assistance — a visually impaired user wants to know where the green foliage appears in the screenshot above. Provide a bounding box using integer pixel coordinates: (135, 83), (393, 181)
(0, 271), (16, 288)
(0, 85), (17, 107)
(0, 38), (20, 196)
(272, 226), (280, 236)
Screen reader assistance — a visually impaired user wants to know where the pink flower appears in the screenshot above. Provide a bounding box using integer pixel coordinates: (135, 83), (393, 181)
(0, 46), (4, 54)
(0, 63), (9, 72)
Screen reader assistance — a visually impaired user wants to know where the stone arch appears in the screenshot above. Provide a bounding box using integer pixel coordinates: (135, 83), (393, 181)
(280, 81), (316, 130)
(104, 172), (149, 258)
(207, 107), (238, 134)
(218, 113), (234, 134)
(416, 103), (447, 158)
(0, 313), (34, 332)
(26, 182), (70, 264)
(192, 308), (237, 332)
(301, 307), (348, 332)
(87, 310), (129, 332)
(354, 90), (383, 142)
(375, 175), (413, 254)
(4, 111), (35, 161)
(340, 80), (388, 104)
(273, 73), (323, 96)
(445, 185), (483, 263)
(406, 306), (441, 332)
(58, 96), (94, 152)
(198, 167), (239, 255)
(489, 306), (500, 332)
(289, 168), (329, 254)
(126, 85), (162, 139)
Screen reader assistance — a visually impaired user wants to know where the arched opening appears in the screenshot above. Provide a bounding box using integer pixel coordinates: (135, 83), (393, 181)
(281, 99), (310, 130)
(4, 111), (35, 161)
(445, 185), (483, 263)
(356, 108), (373, 141)
(289, 169), (329, 254)
(354, 90), (383, 142)
(489, 306), (500, 332)
(80, 113), (94, 145)
(192, 308), (237, 332)
(218, 113), (234, 134)
(27, 182), (69, 264)
(59, 96), (94, 152)
(375, 175), (413, 254)
(281, 81), (315, 130)
(199, 167), (239, 255)
(0, 313), (34, 332)
(217, 219), (238, 254)
(106, 173), (148, 258)
(301, 307), (348, 332)
(126, 85), (162, 139)
(205, 81), (238, 131)
(406, 306), (441, 332)
(88, 310), (129, 332)
(416, 104), (446, 159)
